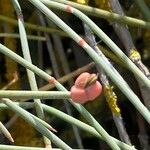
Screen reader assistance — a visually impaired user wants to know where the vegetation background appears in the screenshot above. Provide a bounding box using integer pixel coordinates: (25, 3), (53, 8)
(0, 0), (150, 149)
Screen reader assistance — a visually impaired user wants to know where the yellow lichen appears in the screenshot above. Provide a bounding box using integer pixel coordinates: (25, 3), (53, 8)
(129, 48), (141, 60)
(76, 0), (88, 5)
(104, 85), (121, 116)
(95, 0), (111, 11)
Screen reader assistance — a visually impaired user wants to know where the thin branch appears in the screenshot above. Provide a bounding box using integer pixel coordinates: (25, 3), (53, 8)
(1, 98), (72, 150)
(40, 0), (150, 88)
(0, 121), (14, 143)
(0, 90), (70, 100)
(12, 0), (51, 147)
(40, 0), (150, 29)
(0, 14), (67, 36)
(0, 1), (147, 149)
(0, 102), (137, 150)
(108, 0), (150, 148)
(0, 33), (46, 41)
(84, 23), (131, 145)
(39, 13), (83, 148)
(1, 72), (18, 90)
(39, 62), (95, 91)
(27, 0), (150, 124)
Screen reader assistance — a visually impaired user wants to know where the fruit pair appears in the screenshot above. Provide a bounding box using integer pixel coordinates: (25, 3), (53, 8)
(70, 72), (102, 104)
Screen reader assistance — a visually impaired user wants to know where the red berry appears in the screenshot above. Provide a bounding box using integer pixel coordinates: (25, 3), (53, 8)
(74, 72), (90, 89)
(70, 86), (88, 104)
(85, 81), (102, 101)
(70, 72), (102, 104)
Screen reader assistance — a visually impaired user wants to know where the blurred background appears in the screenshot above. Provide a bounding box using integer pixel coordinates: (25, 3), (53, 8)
(0, 0), (150, 149)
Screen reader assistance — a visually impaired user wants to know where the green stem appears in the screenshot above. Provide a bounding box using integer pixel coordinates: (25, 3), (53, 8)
(40, 0), (150, 29)
(0, 1), (147, 149)
(42, 0), (150, 89)
(39, 13), (83, 148)
(0, 14), (67, 36)
(0, 31), (120, 149)
(28, 0), (150, 124)
(0, 33), (46, 41)
(0, 90), (70, 100)
(39, 62), (95, 91)
(84, 23), (131, 145)
(0, 102), (136, 150)
(2, 98), (72, 150)
(43, 104), (136, 150)
(12, 0), (51, 146)
(0, 2), (146, 149)
(0, 44), (51, 81)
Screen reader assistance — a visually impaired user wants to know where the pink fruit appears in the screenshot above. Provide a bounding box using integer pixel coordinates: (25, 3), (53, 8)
(70, 72), (102, 104)
(74, 72), (90, 88)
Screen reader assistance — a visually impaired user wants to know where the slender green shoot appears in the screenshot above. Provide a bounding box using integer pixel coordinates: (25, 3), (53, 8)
(40, 0), (150, 29)
(28, 0), (150, 124)
(1, 98), (72, 150)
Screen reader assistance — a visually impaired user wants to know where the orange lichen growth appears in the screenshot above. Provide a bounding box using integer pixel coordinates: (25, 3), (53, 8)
(75, 0), (111, 10)
(0, 1), (42, 146)
(10, 118), (44, 146)
(95, 0), (111, 11)
(0, 0), (19, 89)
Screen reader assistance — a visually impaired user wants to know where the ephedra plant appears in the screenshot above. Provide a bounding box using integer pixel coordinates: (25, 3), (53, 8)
(0, 0), (150, 149)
